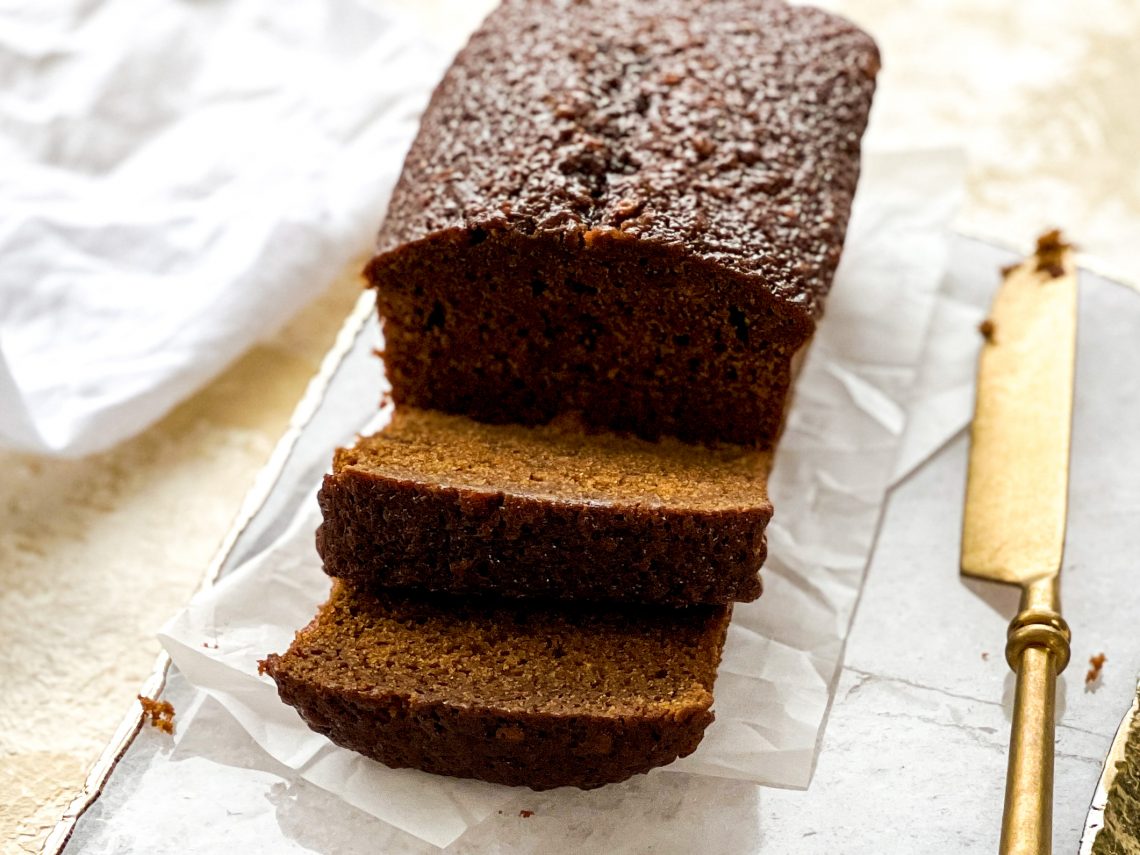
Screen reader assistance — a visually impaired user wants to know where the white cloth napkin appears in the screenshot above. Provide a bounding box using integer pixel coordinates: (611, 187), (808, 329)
(0, 0), (452, 455)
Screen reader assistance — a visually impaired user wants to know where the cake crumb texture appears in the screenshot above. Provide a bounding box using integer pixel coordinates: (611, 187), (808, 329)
(318, 408), (772, 605)
(263, 583), (731, 790)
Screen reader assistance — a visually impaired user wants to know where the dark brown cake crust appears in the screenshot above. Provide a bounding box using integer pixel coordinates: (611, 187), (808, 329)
(366, 0), (879, 447)
(317, 410), (772, 606)
(262, 584), (731, 790)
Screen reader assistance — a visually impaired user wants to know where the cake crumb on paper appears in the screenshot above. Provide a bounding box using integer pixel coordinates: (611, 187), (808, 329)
(139, 695), (175, 734)
(519, 810), (535, 818)
(978, 319), (996, 342)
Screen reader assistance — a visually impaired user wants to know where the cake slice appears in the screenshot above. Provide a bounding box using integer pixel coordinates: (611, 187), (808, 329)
(261, 582), (731, 790)
(316, 408), (772, 606)
(367, 0), (879, 447)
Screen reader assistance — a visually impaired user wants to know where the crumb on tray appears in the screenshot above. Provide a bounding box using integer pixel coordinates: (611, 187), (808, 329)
(1033, 229), (1074, 279)
(1086, 652), (1107, 688)
(139, 695), (176, 734)
(519, 810), (535, 818)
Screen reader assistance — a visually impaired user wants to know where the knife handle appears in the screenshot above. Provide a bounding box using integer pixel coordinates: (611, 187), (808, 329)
(1000, 604), (1071, 855)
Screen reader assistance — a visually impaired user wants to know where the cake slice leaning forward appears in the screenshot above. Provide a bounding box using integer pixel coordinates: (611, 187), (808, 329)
(261, 582), (731, 790)
(317, 408), (773, 606)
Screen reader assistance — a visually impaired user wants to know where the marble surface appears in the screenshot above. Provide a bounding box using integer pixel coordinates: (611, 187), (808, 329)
(5, 0), (1140, 852)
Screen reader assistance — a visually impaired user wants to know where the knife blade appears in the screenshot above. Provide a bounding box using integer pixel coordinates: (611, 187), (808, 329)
(961, 230), (1078, 855)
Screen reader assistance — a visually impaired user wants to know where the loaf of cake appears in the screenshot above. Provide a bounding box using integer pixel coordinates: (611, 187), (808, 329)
(317, 408), (772, 605)
(261, 582), (731, 790)
(366, 0), (879, 447)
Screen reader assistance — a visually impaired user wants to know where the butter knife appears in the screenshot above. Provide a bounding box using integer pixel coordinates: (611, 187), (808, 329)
(961, 232), (1079, 855)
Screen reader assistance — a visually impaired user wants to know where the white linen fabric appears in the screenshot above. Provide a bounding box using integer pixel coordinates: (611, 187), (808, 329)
(0, 0), (448, 454)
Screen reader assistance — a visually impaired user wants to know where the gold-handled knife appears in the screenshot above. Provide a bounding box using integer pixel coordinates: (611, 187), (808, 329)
(961, 231), (1079, 855)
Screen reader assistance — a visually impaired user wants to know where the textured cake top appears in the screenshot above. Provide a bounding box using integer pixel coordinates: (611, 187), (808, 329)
(376, 0), (879, 318)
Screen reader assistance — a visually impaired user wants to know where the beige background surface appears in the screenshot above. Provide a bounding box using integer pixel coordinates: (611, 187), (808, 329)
(2, 2), (1138, 852)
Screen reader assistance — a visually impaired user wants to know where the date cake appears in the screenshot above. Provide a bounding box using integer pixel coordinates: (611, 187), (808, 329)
(317, 408), (772, 605)
(265, 0), (881, 792)
(366, 0), (879, 447)
(261, 582), (731, 790)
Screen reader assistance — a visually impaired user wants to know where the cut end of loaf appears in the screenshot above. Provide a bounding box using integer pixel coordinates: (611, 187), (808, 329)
(369, 227), (810, 448)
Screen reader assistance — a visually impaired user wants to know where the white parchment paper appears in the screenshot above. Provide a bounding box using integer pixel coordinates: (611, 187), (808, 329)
(0, 0), (452, 456)
(158, 149), (964, 849)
